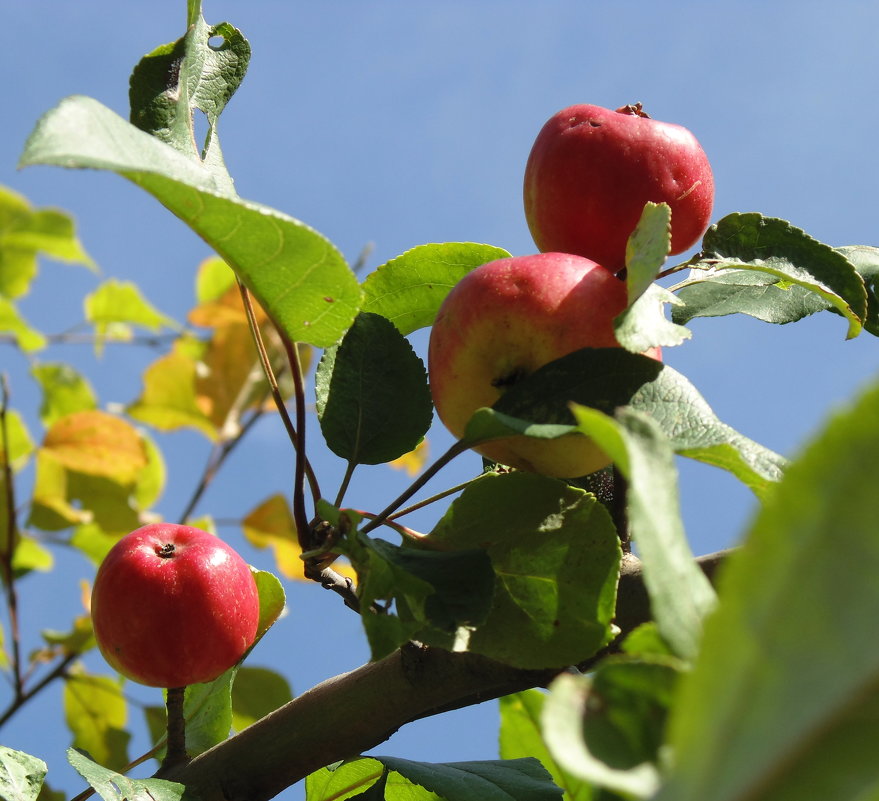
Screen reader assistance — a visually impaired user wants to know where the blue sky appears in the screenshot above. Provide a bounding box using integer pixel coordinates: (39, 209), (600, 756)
(2, 2), (878, 798)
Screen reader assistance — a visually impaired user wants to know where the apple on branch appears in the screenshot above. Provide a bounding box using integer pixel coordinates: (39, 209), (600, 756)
(428, 252), (661, 478)
(523, 102), (714, 272)
(90, 523), (261, 689)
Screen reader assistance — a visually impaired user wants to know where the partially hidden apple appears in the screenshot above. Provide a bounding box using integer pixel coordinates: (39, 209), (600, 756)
(91, 523), (260, 688)
(523, 102), (714, 272)
(428, 252), (661, 478)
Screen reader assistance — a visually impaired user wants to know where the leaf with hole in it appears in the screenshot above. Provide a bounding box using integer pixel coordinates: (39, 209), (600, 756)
(316, 312), (432, 465)
(482, 348), (785, 499)
(678, 213), (868, 338)
(499, 690), (594, 801)
(63, 667), (130, 772)
(0, 746), (48, 801)
(20, 96), (361, 348)
(30, 363), (98, 427)
(425, 472), (620, 669)
(361, 242), (511, 335)
(655, 378), (879, 801)
(0, 184), (96, 300)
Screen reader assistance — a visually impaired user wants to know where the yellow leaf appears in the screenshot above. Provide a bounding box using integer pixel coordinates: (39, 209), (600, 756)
(242, 495), (355, 582)
(388, 438), (430, 476)
(42, 410), (146, 483)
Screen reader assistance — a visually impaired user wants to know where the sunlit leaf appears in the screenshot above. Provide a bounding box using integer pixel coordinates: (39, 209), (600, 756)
(0, 184), (95, 300)
(0, 297), (46, 352)
(500, 690), (593, 801)
(0, 745), (47, 801)
(387, 437), (430, 477)
(30, 363), (98, 427)
(84, 279), (177, 352)
(68, 748), (184, 801)
(426, 472), (620, 669)
(11, 535), (53, 578)
(231, 666), (293, 732)
(194, 255), (237, 305)
(656, 378), (879, 801)
(42, 410), (147, 483)
(20, 96), (361, 348)
(625, 201), (671, 302)
(361, 242), (511, 335)
(0, 408), (34, 470)
(127, 345), (218, 440)
(242, 494), (301, 579)
(63, 667), (130, 771)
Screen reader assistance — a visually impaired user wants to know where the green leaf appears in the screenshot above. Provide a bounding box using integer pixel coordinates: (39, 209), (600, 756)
(0, 185), (96, 300)
(614, 283), (691, 352)
(67, 748), (185, 801)
(426, 472), (620, 669)
(11, 535), (53, 578)
(0, 746), (47, 801)
(0, 408), (34, 470)
(315, 312), (433, 465)
(30, 363), (98, 427)
(306, 758), (386, 801)
(84, 279), (177, 349)
(499, 690), (594, 801)
(542, 673), (660, 799)
(571, 407), (716, 660)
(0, 297), (46, 351)
(253, 568), (286, 639)
(180, 672), (235, 757)
(838, 245), (879, 336)
(375, 755), (563, 801)
(195, 255), (236, 304)
(63, 668), (130, 772)
(343, 531), (494, 660)
(656, 377), (879, 801)
(684, 213), (868, 338)
(129, 16), (249, 178)
(481, 349), (784, 498)
(360, 242), (511, 335)
(20, 96), (361, 348)
(671, 268), (830, 327)
(625, 202), (671, 303)
(231, 666), (293, 731)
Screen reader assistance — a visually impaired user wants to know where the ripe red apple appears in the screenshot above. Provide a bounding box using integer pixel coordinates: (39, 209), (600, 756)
(91, 523), (260, 688)
(428, 252), (660, 478)
(523, 103), (714, 272)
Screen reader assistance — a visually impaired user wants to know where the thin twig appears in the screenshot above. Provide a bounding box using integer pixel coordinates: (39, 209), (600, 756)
(360, 440), (471, 536)
(387, 474), (488, 521)
(333, 460), (357, 508)
(0, 651), (77, 729)
(280, 336), (311, 547)
(0, 375), (23, 698)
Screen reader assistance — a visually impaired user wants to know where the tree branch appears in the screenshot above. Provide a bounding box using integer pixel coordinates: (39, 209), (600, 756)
(161, 549), (732, 801)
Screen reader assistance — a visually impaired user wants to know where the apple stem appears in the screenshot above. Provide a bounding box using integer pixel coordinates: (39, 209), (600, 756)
(611, 465), (631, 551)
(161, 685), (189, 771)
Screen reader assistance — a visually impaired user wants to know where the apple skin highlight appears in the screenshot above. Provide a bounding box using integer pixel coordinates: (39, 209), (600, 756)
(91, 523), (260, 688)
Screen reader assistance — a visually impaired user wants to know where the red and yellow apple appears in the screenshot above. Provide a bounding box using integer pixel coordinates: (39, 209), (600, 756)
(523, 103), (714, 272)
(428, 252), (660, 478)
(91, 523), (260, 688)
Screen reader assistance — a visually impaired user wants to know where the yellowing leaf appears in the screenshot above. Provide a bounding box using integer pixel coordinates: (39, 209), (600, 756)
(388, 438), (430, 477)
(0, 408), (34, 470)
(64, 666), (130, 771)
(42, 410), (147, 483)
(84, 279), (176, 332)
(0, 296), (46, 351)
(242, 494), (356, 582)
(127, 346), (218, 440)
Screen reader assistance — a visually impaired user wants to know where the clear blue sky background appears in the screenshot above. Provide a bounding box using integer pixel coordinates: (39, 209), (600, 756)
(2, 2), (878, 799)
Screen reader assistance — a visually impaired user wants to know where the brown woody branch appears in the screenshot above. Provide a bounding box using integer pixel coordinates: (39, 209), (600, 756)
(160, 549), (731, 801)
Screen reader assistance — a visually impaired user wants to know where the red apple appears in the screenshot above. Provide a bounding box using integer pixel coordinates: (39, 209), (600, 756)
(523, 103), (714, 272)
(91, 523), (260, 688)
(428, 252), (660, 478)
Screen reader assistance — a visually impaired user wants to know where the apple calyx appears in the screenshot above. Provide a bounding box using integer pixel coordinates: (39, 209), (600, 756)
(615, 102), (650, 118)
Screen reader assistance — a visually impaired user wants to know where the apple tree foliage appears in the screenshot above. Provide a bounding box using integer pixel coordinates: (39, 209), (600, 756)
(2, 2), (879, 800)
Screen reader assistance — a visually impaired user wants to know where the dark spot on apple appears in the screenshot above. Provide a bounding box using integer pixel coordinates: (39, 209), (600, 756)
(568, 117), (602, 129)
(492, 366), (528, 389)
(157, 543), (176, 559)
